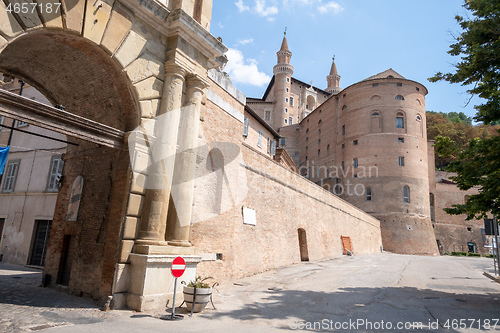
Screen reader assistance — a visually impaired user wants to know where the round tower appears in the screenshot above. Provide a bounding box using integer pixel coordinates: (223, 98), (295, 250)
(273, 32), (294, 129)
(326, 56), (341, 94)
(335, 70), (438, 255)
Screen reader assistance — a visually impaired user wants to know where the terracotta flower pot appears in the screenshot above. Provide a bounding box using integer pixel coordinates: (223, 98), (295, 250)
(183, 286), (212, 313)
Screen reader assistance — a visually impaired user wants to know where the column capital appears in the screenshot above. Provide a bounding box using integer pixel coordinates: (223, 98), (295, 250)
(164, 63), (188, 80)
(185, 74), (210, 91)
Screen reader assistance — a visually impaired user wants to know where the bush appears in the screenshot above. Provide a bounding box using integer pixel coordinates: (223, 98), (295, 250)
(451, 251), (468, 256)
(467, 253), (481, 257)
(483, 254), (494, 258)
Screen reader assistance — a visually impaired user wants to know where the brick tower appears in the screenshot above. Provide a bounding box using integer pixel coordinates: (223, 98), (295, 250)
(272, 32), (294, 129)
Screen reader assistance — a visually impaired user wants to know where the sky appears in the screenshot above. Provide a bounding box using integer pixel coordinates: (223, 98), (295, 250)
(210, 0), (484, 122)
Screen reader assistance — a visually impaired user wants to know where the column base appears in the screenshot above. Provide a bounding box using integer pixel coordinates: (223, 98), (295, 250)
(167, 239), (192, 247)
(133, 244), (197, 255)
(126, 253), (202, 312)
(134, 239), (170, 246)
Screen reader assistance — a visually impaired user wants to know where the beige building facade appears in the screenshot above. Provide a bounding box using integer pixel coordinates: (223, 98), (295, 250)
(0, 76), (66, 266)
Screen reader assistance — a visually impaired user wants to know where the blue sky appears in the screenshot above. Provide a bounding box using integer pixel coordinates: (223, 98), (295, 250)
(210, 0), (483, 121)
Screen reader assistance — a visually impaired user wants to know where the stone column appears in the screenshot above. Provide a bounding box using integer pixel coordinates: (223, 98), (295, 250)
(166, 75), (207, 247)
(136, 65), (186, 245)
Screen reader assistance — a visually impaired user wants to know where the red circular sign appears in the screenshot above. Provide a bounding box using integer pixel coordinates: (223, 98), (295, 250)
(171, 256), (186, 278)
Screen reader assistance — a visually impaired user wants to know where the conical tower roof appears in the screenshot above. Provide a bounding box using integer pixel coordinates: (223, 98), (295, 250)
(280, 35), (289, 52)
(329, 58), (338, 76)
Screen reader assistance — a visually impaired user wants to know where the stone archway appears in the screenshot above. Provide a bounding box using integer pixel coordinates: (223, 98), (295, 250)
(0, 29), (140, 301)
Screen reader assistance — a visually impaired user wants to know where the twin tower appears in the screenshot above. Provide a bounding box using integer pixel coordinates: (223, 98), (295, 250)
(250, 33), (439, 256)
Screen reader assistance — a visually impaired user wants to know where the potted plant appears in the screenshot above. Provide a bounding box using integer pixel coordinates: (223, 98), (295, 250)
(183, 276), (214, 313)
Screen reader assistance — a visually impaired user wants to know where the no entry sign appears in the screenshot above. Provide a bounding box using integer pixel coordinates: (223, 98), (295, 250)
(171, 256), (186, 278)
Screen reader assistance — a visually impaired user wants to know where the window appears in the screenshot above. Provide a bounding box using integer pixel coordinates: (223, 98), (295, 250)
(372, 112), (380, 116)
(281, 137), (286, 146)
(416, 87), (420, 91)
(267, 138), (271, 154)
(395, 95), (404, 100)
(342, 105), (347, 111)
(305, 146), (308, 152)
(318, 149), (320, 155)
(290, 97), (294, 106)
(318, 129), (321, 134)
(306, 137), (308, 142)
(397, 83), (402, 87)
(286, 77), (290, 83)
(2, 160), (20, 192)
(372, 83), (378, 87)
(285, 98), (289, 103)
(366, 188), (372, 201)
(416, 115), (421, 121)
(396, 112), (404, 128)
(342, 125), (345, 136)
(286, 88), (289, 92)
(430, 193), (435, 222)
(403, 185), (410, 203)
(342, 144), (345, 149)
(343, 93), (346, 98)
(318, 139), (321, 145)
(295, 152), (299, 157)
(398, 137), (404, 143)
(16, 121), (28, 127)
(243, 118), (249, 137)
(264, 111), (271, 121)
(47, 156), (64, 192)
(285, 108), (288, 113)
(306, 128), (309, 133)
(284, 119), (287, 124)
(318, 119), (322, 124)
(353, 140), (358, 145)
(353, 158), (358, 168)
(257, 130), (262, 147)
(341, 161), (344, 171)
(399, 156), (404, 166)
(327, 144), (330, 150)
(289, 117), (293, 125)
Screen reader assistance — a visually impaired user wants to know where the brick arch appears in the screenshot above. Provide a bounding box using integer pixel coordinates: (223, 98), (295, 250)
(0, 26), (145, 300)
(0, 29), (139, 131)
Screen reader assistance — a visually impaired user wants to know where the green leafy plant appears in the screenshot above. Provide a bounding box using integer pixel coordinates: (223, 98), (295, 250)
(187, 276), (213, 288)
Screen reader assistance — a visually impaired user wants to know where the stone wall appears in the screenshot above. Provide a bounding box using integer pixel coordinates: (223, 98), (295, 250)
(190, 76), (383, 283)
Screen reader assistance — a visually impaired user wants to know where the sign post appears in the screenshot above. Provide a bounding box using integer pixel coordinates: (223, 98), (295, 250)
(161, 256), (186, 321)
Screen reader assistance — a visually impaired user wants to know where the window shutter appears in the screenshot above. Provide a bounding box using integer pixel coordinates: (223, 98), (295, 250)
(271, 140), (276, 156)
(243, 118), (249, 137)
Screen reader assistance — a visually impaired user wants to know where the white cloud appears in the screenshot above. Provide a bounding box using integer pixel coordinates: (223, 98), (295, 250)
(255, 0), (279, 17)
(237, 38), (254, 45)
(235, 0), (250, 12)
(318, 1), (344, 14)
(225, 48), (271, 87)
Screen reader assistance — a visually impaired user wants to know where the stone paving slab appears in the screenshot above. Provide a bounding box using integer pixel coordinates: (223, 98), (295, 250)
(0, 263), (114, 333)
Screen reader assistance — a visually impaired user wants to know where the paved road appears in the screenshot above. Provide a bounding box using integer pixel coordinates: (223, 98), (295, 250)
(1, 254), (499, 332)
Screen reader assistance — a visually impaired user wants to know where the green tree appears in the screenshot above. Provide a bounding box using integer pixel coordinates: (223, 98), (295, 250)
(429, 0), (500, 220)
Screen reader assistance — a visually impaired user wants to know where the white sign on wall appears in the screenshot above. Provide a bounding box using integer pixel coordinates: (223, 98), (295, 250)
(242, 207), (256, 226)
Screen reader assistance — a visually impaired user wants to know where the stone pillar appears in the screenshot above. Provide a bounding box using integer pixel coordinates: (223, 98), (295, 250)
(166, 75), (207, 247)
(136, 65), (186, 245)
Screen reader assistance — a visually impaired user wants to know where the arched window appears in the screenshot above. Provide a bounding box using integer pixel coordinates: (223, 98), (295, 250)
(416, 114), (423, 136)
(342, 105), (347, 111)
(396, 112), (405, 129)
(395, 95), (404, 100)
(370, 95), (381, 101)
(366, 187), (372, 201)
(403, 185), (410, 203)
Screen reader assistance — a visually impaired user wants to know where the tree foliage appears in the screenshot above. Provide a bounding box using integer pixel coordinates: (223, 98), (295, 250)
(429, 0), (500, 124)
(429, 0), (500, 220)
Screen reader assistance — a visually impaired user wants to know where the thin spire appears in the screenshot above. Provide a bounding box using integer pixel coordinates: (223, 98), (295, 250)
(329, 55), (338, 76)
(280, 32), (289, 52)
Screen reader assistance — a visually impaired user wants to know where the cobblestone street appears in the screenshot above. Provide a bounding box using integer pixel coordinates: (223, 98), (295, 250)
(0, 263), (115, 332)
